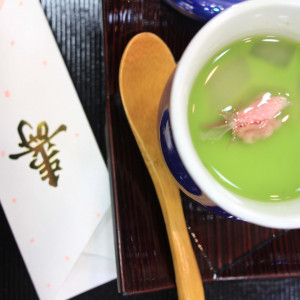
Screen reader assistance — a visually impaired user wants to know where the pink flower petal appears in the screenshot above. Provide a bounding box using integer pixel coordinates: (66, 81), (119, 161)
(233, 93), (289, 143)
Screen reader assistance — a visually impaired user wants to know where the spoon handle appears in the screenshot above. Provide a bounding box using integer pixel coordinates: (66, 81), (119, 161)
(147, 160), (205, 300)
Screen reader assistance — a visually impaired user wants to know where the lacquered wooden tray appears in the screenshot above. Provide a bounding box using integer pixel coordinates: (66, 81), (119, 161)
(103, 0), (300, 295)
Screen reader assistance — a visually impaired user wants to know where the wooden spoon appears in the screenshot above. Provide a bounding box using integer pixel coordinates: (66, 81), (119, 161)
(119, 32), (205, 300)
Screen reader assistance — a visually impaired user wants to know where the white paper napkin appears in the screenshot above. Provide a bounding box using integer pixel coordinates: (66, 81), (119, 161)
(0, 0), (116, 299)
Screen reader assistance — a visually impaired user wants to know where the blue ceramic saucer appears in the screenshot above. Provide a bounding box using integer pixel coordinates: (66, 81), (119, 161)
(163, 0), (244, 21)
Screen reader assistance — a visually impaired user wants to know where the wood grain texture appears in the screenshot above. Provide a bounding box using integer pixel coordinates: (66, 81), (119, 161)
(103, 0), (300, 296)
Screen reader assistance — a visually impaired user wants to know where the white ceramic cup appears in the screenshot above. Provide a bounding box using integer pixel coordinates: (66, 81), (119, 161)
(158, 0), (300, 229)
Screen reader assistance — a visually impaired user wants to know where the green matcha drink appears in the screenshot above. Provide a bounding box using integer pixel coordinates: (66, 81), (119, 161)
(188, 35), (300, 202)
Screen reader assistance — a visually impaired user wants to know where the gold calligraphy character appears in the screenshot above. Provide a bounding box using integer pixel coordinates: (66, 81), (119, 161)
(9, 120), (67, 187)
